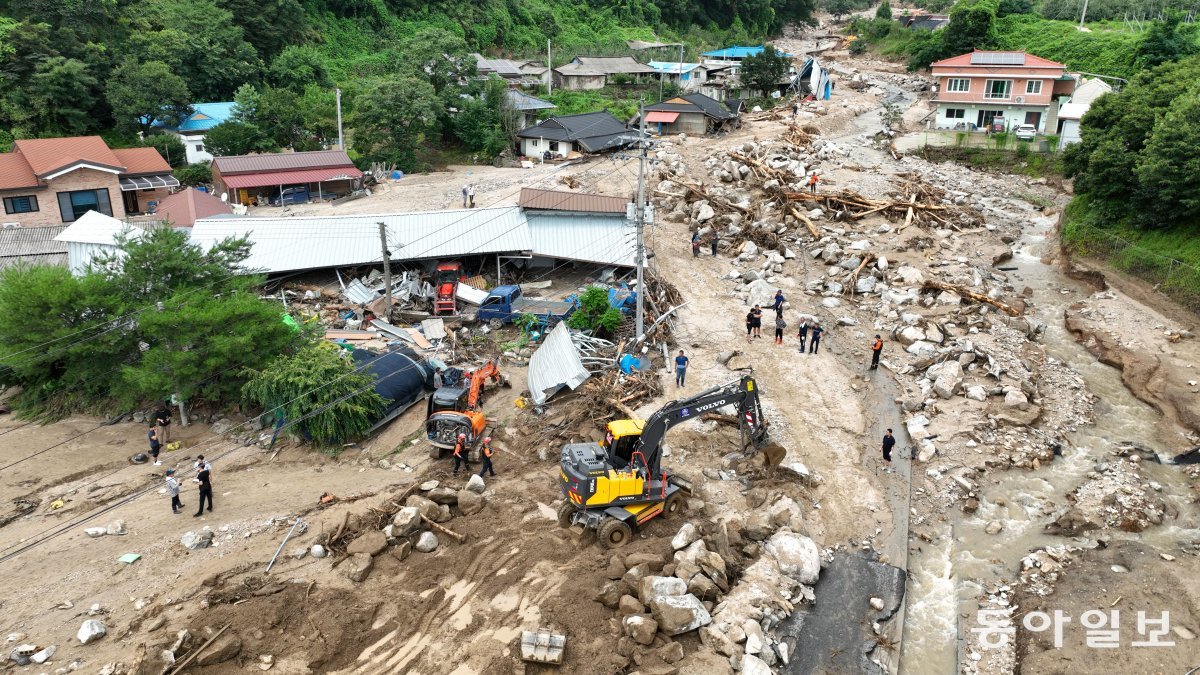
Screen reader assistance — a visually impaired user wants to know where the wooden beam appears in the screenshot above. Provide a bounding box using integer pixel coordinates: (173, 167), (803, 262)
(922, 280), (1022, 316)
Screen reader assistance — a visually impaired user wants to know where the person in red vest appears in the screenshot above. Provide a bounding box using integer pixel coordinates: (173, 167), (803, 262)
(452, 433), (471, 476)
(871, 334), (884, 370)
(478, 437), (497, 478)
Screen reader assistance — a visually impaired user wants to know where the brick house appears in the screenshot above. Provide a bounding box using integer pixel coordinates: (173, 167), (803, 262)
(0, 136), (177, 228)
(930, 50), (1076, 133)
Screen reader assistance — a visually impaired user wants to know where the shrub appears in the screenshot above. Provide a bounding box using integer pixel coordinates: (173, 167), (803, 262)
(174, 163), (212, 186)
(566, 286), (624, 336)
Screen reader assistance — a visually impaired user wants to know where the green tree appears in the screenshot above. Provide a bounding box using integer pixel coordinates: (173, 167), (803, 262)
(1135, 12), (1200, 70)
(739, 45), (791, 97)
(142, 133), (187, 168)
(232, 83), (262, 122)
(351, 75), (441, 170)
(23, 56), (99, 135)
(174, 162), (213, 187)
(255, 87), (314, 150)
(940, 0), (1000, 61)
(454, 77), (514, 159)
(566, 286), (623, 335)
(214, 0), (307, 60)
(876, 0), (893, 20)
(242, 345), (386, 448)
(824, 0), (856, 19)
(268, 46), (332, 92)
(1133, 87), (1200, 228)
(204, 120), (277, 157)
(106, 60), (192, 135)
(396, 27), (476, 96)
(996, 0), (1032, 15)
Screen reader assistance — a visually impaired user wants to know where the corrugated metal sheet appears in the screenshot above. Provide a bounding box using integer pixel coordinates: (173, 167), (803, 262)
(528, 322), (590, 404)
(0, 225), (69, 258)
(221, 166), (363, 189)
(212, 150), (357, 175)
(527, 213), (635, 267)
(644, 111), (681, 123)
(0, 252), (66, 269)
(519, 188), (628, 214)
(189, 206), (533, 274)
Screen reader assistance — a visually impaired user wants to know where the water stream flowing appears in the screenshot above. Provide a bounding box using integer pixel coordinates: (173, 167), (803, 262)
(898, 212), (1200, 673)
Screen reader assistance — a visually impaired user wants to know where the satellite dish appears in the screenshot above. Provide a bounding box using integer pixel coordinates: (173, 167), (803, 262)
(220, 192), (229, 202)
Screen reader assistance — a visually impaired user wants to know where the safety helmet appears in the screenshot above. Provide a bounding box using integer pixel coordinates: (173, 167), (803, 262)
(483, 437), (492, 443)
(458, 433), (466, 439)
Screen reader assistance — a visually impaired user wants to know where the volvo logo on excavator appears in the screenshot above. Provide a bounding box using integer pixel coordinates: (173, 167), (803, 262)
(695, 398), (728, 413)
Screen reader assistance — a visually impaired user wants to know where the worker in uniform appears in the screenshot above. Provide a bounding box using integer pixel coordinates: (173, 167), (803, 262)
(452, 433), (471, 476)
(478, 437), (497, 478)
(796, 318), (809, 352)
(808, 322), (824, 354)
(871, 334), (884, 370)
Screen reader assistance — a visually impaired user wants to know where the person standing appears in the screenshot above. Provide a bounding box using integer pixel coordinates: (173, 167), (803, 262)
(751, 305), (763, 339)
(710, 232), (719, 256)
(691, 231), (701, 257)
(796, 319), (809, 352)
(193, 463), (213, 517)
(194, 455), (212, 474)
(881, 429), (896, 472)
(808, 173), (819, 194)
(792, 102), (799, 120)
(461, 184), (468, 208)
(147, 423), (162, 466)
(809, 322), (824, 354)
(166, 469), (183, 514)
(745, 309), (755, 341)
(452, 433), (471, 475)
(772, 290), (785, 313)
(871, 334), (884, 370)
(468, 184), (476, 208)
(774, 314), (787, 345)
(478, 437), (496, 478)
(674, 350), (689, 387)
(154, 402), (171, 446)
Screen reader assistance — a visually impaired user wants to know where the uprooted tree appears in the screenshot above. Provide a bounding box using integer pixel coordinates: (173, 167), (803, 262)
(0, 227), (310, 419)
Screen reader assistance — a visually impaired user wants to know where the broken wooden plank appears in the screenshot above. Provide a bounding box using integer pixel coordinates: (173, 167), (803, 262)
(406, 328), (432, 349)
(922, 280), (1021, 316)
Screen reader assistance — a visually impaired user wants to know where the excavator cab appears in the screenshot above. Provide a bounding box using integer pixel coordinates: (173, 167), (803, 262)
(601, 419), (646, 470)
(425, 361), (507, 458)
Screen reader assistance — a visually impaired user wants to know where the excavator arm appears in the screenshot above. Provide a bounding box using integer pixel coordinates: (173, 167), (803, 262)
(465, 361), (502, 411)
(630, 375), (774, 478)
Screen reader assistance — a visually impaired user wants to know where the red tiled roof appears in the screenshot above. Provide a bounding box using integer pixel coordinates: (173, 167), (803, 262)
(13, 136), (123, 177)
(0, 154), (41, 191)
(212, 150), (357, 176)
(518, 187), (628, 213)
(152, 188), (233, 227)
(220, 166), (364, 189)
(644, 111), (680, 123)
(112, 147), (171, 175)
(931, 50), (1066, 70)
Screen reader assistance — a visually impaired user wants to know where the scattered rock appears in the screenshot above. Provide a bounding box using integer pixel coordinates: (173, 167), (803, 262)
(392, 507), (422, 536)
(618, 595), (644, 616)
(195, 631), (242, 666)
(966, 385), (988, 402)
(671, 523), (699, 551)
(106, 520), (127, 535)
(426, 487), (459, 505)
(309, 545), (327, 559)
(640, 576), (688, 605)
(623, 615), (659, 646)
(85, 527), (107, 538)
(649, 594), (712, 636)
(870, 597), (885, 611)
(457, 489), (485, 515)
(985, 521), (1004, 535)
(181, 530), (213, 550)
(346, 531), (387, 557)
(764, 531), (821, 584)
(342, 553), (373, 582)
(415, 531), (440, 553)
(77, 620), (106, 644)
(1004, 390), (1031, 410)
(466, 474), (486, 494)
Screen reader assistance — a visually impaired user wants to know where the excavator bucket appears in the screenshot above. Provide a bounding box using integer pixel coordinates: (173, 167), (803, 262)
(753, 441), (788, 468)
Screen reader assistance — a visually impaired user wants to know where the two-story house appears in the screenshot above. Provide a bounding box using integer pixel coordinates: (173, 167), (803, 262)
(155, 101), (236, 165)
(930, 50), (1076, 133)
(0, 136), (177, 227)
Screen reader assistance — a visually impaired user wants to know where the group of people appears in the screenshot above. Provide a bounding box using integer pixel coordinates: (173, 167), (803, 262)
(742, 290), (826, 354)
(691, 231), (720, 258)
(461, 184), (477, 209)
(451, 433), (498, 478)
(163, 455), (213, 517)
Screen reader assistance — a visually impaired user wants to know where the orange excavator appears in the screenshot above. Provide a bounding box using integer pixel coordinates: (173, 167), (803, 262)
(425, 361), (509, 459)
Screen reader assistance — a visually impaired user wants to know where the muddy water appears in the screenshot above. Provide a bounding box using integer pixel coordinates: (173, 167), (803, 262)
(899, 213), (1200, 673)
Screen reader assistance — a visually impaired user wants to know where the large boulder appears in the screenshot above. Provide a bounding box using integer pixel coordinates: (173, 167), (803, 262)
(392, 507), (422, 536)
(639, 576), (687, 605)
(405, 495), (442, 522)
(347, 531), (388, 557)
(649, 594), (712, 636)
(623, 615), (658, 646)
(426, 487), (459, 505)
(932, 361), (964, 400)
(465, 474), (486, 494)
(671, 523), (699, 551)
(457, 489), (485, 516)
(855, 275), (877, 294)
(764, 531), (821, 584)
(696, 203), (716, 222)
(742, 654), (772, 675)
(747, 279), (775, 309)
(1004, 390), (1031, 410)
(342, 553), (373, 582)
(195, 631), (242, 666)
(896, 326), (925, 346)
(181, 530), (213, 550)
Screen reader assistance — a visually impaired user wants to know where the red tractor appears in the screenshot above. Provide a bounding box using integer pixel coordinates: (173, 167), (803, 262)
(433, 261), (465, 316)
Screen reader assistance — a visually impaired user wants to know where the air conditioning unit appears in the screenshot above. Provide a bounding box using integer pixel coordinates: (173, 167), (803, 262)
(1015, 96), (1025, 103)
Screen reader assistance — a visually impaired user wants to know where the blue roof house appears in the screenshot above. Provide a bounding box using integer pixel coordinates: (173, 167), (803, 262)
(155, 102), (237, 165)
(700, 46), (793, 63)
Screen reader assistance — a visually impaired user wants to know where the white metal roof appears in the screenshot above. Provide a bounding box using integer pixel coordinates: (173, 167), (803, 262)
(53, 210), (143, 245)
(190, 206), (533, 274)
(527, 213), (635, 267)
(1057, 102), (1090, 121)
(528, 322), (590, 404)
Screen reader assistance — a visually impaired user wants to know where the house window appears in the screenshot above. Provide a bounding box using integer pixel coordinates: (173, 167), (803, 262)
(550, 142), (560, 152)
(984, 80), (1012, 99)
(57, 188), (113, 222)
(3, 195), (39, 214)
(945, 108), (965, 119)
(946, 78), (970, 93)
(1025, 80), (1042, 95)
(196, 144), (205, 153)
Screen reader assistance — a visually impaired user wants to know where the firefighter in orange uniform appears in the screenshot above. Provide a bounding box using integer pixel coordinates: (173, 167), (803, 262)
(452, 433), (471, 475)
(478, 437), (496, 478)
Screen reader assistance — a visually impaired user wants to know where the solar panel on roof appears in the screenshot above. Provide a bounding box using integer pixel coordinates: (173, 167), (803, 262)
(970, 52), (1025, 66)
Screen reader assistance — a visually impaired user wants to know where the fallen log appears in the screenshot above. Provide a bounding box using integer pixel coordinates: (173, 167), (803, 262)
(922, 280), (1022, 316)
(847, 254), (878, 296)
(787, 204), (820, 239)
(421, 514), (467, 543)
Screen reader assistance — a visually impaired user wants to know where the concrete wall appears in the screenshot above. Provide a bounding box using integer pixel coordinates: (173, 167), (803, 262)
(0, 168), (126, 228)
(171, 131), (213, 164)
(1059, 119), (1082, 149)
(521, 137), (573, 158)
(655, 112), (708, 136)
(934, 104), (1052, 132)
(554, 73), (606, 90)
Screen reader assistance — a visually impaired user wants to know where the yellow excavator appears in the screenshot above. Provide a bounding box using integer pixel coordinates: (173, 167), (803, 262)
(557, 375), (783, 548)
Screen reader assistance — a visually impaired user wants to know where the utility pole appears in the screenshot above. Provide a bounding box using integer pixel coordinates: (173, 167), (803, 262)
(1078, 0), (1089, 27)
(634, 101), (648, 341)
(336, 87), (344, 150)
(547, 40), (553, 96)
(378, 222), (392, 321)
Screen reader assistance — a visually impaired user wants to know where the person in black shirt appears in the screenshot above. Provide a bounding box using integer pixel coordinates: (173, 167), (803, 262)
(809, 322), (824, 354)
(154, 402), (171, 445)
(797, 320), (808, 352)
(882, 429), (896, 472)
(751, 305), (763, 339)
(194, 465), (213, 517)
(147, 423), (161, 466)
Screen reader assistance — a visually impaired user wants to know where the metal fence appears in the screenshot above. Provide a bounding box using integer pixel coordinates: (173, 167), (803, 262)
(1065, 223), (1200, 311)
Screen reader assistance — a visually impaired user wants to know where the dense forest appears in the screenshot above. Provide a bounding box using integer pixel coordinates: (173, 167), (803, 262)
(0, 0), (816, 171)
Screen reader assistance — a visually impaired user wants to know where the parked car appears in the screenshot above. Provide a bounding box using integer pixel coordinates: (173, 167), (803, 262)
(1014, 124), (1037, 141)
(271, 186), (310, 206)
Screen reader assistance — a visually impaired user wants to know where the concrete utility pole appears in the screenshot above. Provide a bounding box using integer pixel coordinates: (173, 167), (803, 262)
(336, 88), (345, 150)
(547, 40), (553, 96)
(1078, 0), (1089, 27)
(635, 101), (648, 340)
(378, 222), (392, 321)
